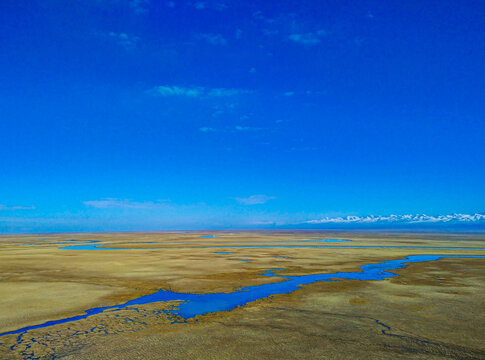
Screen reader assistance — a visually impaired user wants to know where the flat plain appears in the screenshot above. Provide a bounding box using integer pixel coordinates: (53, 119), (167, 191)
(0, 231), (484, 359)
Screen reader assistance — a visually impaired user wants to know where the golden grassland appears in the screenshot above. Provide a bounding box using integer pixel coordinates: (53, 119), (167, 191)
(0, 231), (484, 359)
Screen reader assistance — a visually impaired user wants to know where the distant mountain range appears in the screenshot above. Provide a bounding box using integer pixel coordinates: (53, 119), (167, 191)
(286, 213), (485, 230)
(306, 213), (485, 224)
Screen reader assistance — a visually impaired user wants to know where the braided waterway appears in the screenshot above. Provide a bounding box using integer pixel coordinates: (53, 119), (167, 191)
(1, 254), (484, 339)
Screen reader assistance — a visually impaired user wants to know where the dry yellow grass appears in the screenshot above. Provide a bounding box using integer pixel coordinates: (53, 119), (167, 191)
(0, 231), (484, 359)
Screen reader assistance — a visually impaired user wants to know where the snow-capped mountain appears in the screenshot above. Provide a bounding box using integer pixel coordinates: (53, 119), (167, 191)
(306, 213), (485, 224)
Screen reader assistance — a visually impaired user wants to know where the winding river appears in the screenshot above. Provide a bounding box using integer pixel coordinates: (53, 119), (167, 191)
(1, 254), (484, 338)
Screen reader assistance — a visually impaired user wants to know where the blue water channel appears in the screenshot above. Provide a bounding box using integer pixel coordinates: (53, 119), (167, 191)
(59, 244), (485, 251)
(1, 254), (484, 338)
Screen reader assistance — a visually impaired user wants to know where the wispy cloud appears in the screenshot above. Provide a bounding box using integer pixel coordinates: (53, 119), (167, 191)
(0, 204), (35, 210)
(213, 2), (227, 11)
(129, 0), (150, 14)
(289, 30), (326, 45)
(252, 10), (272, 22)
(235, 125), (261, 131)
(305, 213), (485, 224)
(197, 33), (227, 45)
(150, 86), (204, 97)
(235, 195), (276, 205)
(208, 88), (248, 96)
(83, 198), (169, 210)
(108, 32), (139, 49)
(199, 126), (217, 132)
(254, 11), (328, 47)
(194, 1), (206, 9)
(191, 1), (227, 11)
(148, 85), (251, 98)
(263, 29), (279, 36)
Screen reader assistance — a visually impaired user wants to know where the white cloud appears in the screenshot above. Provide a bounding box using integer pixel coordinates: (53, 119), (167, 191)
(235, 195), (276, 205)
(211, 110), (224, 117)
(263, 29), (279, 36)
(305, 213), (485, 224)
(194, 1), (206, 9)
(235, 125), (260, 131)
(214, 2), (228, 11)
(129, 0), (150, 14)
(199, 126), (217, 132)
(151, 86), (204, 97)
(197, 33), (227, 45)
(235, 125), (249, 131)
(252, 10), (273, 23)
(148, 85), (251, 98)
(289, 30), (326, 45)
(0, 204), (35, 210)
(192, 1), (226, 11)
(284, 91), (295, 96)
(108, 32), (139, 49)
(83, 198), (169, 210)
(207, 88), (244, 96)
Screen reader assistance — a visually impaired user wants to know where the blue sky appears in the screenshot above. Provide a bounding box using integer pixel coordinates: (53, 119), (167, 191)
(0, 0), (484, 232)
